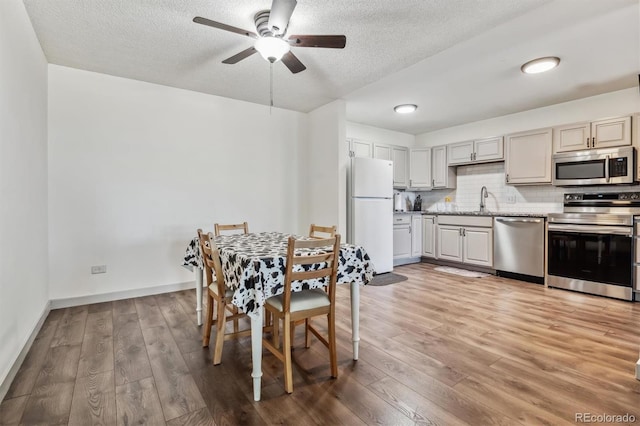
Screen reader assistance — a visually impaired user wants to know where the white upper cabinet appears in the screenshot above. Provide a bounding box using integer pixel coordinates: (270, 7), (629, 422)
(373, 143), (392, 160)
(447, 141), (474, 165)
(553, 122), (590, 152)
(350, 139), (372, 158)
(409, 148), (432, 189)
(448, 137), (503, 165)
(505, 128), (552, 185)
(474, 136), (504, 162)
(431, 145), (456, 189)
(392, 146), (409, 188)
(553, 116), (631, 153)
(592, 116), (632, 149)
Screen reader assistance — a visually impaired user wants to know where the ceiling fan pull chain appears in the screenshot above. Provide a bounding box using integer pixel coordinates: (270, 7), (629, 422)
(270, 62), (274, 113)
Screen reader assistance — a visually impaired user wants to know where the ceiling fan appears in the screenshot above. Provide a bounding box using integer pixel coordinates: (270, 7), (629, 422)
(193, 0), (346, 74)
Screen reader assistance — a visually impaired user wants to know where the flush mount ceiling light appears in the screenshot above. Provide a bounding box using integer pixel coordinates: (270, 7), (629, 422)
(521, 56), (560, 74)
(394, 104), (418, 114)
(254, 36), (290, 63)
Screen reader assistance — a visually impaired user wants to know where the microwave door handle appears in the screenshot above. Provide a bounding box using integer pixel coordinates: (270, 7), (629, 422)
(605, 155), (610, 183)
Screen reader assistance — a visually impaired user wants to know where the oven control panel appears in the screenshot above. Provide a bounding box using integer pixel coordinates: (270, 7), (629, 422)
(564, 192), (640, 203)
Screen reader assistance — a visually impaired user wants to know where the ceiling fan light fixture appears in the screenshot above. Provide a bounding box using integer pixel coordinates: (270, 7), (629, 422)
(521, 56), (560, 74)
(394, 104), (418, 114)
(255, 36), (290, 63)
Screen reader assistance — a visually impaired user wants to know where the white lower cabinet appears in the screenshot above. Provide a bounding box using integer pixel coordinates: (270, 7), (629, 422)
(436, 216), (493, 268)
(393, 220), (411, 259)
(462, 227), (493, 266)
(394, 214), (423, 264)
(422, 215), (436, 258)
(411, 215), (423, 257)
(437, 225), (463, 262)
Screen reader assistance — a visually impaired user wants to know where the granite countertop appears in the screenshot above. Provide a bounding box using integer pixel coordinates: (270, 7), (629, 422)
(425, 211), (547, 218)
(395, 211), (547, 218)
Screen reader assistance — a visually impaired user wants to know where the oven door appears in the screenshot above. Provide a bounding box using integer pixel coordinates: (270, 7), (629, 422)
(547, 223), (633, 287)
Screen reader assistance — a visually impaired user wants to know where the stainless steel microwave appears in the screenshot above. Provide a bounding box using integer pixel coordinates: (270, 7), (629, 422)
(552, 146), (636, 186)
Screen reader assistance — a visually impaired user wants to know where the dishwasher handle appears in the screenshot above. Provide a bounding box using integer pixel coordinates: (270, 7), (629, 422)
(495, 217), (543, 224)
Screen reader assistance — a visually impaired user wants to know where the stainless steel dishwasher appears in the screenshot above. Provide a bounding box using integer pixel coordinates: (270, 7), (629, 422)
(493, 217), (545, 283)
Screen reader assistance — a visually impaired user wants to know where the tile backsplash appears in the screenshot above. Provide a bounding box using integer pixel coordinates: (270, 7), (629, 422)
(401, 162), (637, 214)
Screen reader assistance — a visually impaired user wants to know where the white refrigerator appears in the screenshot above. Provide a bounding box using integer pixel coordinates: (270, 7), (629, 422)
(348, 157), (393, 274)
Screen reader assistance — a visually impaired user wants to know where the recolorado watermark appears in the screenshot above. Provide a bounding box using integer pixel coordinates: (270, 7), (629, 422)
(575, 413), (636, 423)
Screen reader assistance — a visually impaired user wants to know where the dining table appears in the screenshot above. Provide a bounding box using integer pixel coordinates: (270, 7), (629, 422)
(182, 231), (375, 401)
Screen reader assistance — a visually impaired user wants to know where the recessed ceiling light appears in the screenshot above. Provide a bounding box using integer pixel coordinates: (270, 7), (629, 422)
(394, 104), (417, 114)
(521, 56), (560, 74)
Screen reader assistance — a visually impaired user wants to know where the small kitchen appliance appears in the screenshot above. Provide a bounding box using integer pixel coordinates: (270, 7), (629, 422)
(552, 146), (636, 186)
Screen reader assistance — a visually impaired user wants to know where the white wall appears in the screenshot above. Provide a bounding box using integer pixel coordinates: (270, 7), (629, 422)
(307, 100), (347, 234)
(416, 88), (640, 146)
(0, 0), (49, 395)
(48, 65), (308, 301)
(347, 122), (415, 147)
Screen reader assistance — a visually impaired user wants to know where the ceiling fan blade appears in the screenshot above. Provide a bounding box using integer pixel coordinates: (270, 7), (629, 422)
(268, 0), (297, 35)
(281, 51), (306, 74)
(287, 35), (346, 48)
(193, 16), (257, 39)
(222, 47), (258, 64)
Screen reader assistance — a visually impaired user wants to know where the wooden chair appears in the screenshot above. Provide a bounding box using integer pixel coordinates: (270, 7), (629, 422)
(198, 229), (250, 365)
(214, 222), (249, 236)
(263, 234), (341, 393)
(309, 224), (337, 239)
(290, 224), (338, 340)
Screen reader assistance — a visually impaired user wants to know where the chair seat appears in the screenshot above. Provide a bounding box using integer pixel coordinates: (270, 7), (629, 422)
(266, 288), (330, 313)
(208, 283), (234, 299)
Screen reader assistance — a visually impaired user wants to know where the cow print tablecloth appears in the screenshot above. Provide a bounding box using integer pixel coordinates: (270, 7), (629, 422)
(182, 232), (374, 317)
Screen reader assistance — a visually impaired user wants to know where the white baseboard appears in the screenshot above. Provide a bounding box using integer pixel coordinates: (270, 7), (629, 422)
(0, 301), (51, 402)
(50, 280), (197, 309)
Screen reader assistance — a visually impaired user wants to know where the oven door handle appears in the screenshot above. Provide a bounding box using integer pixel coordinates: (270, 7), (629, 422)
(548, 223), (632, 236)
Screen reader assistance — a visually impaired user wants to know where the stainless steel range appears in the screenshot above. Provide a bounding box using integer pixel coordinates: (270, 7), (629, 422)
(547, 192), (640, 301)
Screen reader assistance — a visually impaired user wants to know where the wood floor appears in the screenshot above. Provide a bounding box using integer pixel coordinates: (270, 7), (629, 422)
(2, 262), (640, 425)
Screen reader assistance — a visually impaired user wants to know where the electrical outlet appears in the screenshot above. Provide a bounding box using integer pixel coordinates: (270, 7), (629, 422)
(91, 265), (107, 274)
(507, 195), (517, 204)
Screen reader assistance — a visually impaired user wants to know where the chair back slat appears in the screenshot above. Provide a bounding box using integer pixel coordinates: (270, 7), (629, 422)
(214, 222), (249, 236)
(282, 235), (341, 311)
(309, 224), (337, 239)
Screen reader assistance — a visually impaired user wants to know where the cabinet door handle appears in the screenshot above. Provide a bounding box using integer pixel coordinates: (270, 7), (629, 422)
(463, 228), (466, 236)
(506, 174), (509, 183)
(592, 137), (595, 148)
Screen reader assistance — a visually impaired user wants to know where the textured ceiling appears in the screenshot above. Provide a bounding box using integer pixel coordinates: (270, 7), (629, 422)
(23, 0), (640, 134)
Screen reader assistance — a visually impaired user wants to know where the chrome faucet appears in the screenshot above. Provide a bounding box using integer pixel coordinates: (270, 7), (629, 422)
(479, 186), (488, 213)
